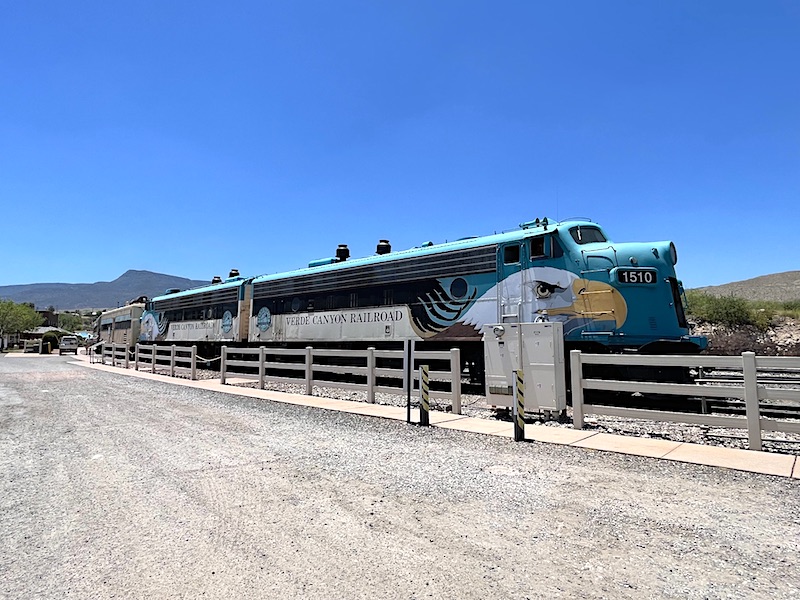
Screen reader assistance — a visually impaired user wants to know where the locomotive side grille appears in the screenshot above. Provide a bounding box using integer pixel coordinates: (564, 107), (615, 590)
(253, 246), (497, 299)
(153, 287), (240, 311)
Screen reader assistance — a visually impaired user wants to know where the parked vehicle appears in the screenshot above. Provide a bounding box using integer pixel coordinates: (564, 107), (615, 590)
(59, 335), (79, 355)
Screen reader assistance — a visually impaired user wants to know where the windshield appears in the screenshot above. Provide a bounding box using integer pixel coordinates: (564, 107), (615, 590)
(569, 226), (607, 244)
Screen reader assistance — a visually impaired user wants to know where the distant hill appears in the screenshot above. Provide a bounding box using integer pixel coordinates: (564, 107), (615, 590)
(0, 270), (210, 310)
(694, 271), (800, 303)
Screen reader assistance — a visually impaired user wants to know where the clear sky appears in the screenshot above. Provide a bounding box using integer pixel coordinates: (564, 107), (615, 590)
(1, 1), (797, 289)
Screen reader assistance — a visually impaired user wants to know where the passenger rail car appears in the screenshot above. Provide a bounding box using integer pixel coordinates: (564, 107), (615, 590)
(97, 302), (145, 347)
(139, 218), (706, 374)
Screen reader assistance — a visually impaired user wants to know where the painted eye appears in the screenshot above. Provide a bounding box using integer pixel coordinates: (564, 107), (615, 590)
(533, 281), (564, 299)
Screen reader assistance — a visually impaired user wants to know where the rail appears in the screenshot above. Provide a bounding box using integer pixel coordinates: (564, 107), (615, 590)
(134, 344), (198, 380)
(23, 340), (42, 353)
(220, 345), (463, 413)
(100, 343), (130, 368)
(570, 350), (800, 451)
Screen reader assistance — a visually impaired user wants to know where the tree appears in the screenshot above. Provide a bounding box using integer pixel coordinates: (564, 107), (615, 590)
(0, 300), (44, 341)
(58, 312), (83, 332)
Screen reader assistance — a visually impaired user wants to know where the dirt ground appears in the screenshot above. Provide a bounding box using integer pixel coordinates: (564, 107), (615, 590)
(1, 356), (798, 599)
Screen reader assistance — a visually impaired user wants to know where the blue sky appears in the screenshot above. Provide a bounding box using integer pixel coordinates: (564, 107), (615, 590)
(1, 1), (797, 289)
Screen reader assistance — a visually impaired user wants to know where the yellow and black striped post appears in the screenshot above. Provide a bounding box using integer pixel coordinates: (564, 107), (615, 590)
(514, 369), (525, 442)
(420, 364), (430, 426)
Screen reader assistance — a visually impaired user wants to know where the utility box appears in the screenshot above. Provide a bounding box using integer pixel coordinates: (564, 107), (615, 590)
(481, 322), (566, 413)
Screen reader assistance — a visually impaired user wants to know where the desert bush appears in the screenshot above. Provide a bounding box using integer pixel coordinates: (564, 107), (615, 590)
(685, 291), (773, 330)
(780, 300), (800, 318)
(41, 331), (60, 353)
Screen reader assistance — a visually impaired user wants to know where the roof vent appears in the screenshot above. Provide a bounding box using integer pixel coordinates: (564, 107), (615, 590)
(211, 275), (222, 284)
(228, 269), (240, 278)
(336, 244), (350, 262)
(165, 288), (181, 295)
(376, 240), (391, 255)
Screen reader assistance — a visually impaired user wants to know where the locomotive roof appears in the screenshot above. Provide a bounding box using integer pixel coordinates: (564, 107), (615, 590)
(251, 218), (603, 285)
(150, 277), (249, 302)
(151, 218), (604, 301)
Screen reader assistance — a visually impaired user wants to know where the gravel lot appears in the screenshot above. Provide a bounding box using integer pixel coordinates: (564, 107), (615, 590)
(1, 356), (799, 599)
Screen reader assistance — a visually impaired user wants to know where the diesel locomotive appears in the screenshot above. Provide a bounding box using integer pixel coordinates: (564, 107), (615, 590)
(137, 218), (705, 379)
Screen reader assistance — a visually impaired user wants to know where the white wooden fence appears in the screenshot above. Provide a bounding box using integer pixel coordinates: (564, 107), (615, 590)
(95, 343), (462, 412)
(219, 345), (463, 413)
(100, 343), (130, 368)
(570, 350), (800, 451)
(135, 344), (198, 380)
(23, 340), (42, 353)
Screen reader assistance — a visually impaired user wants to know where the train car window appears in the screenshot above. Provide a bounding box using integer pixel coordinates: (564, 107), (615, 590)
(569, 226), (607, 244)
(529, 237), (546, 259)
(503, 245), (520, 264)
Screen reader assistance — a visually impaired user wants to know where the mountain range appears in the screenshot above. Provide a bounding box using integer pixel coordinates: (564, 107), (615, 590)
(694, 271), (800, 303)
(0, 270), (209, 310)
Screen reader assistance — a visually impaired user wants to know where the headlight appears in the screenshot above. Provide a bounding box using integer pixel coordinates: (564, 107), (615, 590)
(669, 242), (678, 266)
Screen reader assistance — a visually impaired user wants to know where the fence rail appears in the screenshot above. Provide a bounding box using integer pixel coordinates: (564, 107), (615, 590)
(95, 343), (462, 413)
(134, 344), (198, 380)
(218, 345), (462, 412)
(570, 350), (800, 451)
(23, 340), (42, 353)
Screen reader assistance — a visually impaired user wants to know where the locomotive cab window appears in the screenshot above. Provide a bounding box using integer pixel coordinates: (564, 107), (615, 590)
(569, 226), (606, 245)
(529, 237), (546, 259)
(503, 245), (520, 264)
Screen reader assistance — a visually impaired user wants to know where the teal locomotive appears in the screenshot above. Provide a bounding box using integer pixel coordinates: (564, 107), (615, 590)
(140, 218), (706, 372)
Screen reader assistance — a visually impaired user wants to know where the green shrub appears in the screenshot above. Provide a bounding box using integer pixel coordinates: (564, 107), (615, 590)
(41, 331), (60, 353)
(781, 300), (800, 318)
(685, 291), (774, 330)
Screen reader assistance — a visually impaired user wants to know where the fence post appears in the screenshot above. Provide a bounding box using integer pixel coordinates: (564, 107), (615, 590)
(124, 345), (130, 369)
(404, 340), (412, 424)
(305, 346), (313, 395)
(419, 365), (430, 426)
(191, 345), (197, 381)
(259, 346), (266, 390)
(170, 345), (176, 377)
(134, 344), (140, 371)
(367, 347), (376, 403)
(513, 369), (525, 442)
(220, 346), (227, 384)
(152, 345), (157, 373)
(402, 339), (410, 397)
(742, 352), (762, 451)
(570, 350), (584, 429)
(450, 347), (461, 415)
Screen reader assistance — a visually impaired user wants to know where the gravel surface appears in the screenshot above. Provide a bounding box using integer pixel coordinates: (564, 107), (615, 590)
(2, 356), (799, 599)
(197, 367), (800, 456)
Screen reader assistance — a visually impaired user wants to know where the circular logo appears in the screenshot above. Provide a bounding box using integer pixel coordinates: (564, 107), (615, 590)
(221, 310), (233, 333)
(257, 306), (272, 331)
(450, 277), (468, 299)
